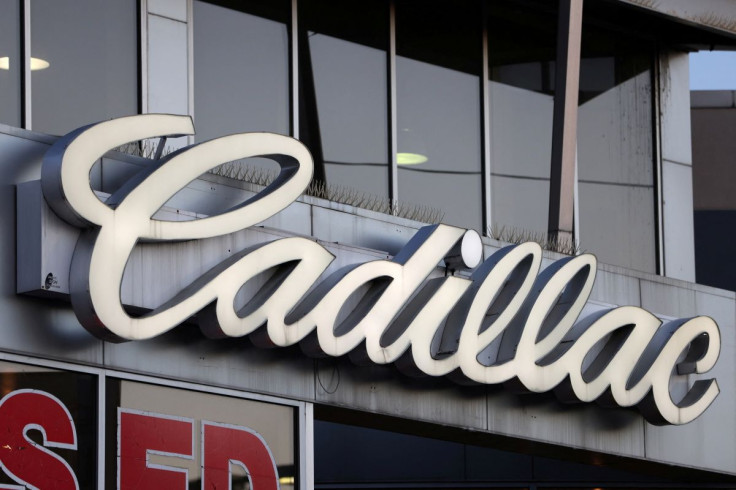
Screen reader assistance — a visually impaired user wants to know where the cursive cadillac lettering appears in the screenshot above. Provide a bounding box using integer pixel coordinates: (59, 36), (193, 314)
(41, 115), (720, 425)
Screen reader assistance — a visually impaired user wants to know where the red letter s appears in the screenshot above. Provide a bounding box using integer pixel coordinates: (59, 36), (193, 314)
(0, 389), (79, 489)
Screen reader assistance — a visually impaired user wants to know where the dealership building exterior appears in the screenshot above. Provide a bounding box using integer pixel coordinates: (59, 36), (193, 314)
(1, 0), (736, 488)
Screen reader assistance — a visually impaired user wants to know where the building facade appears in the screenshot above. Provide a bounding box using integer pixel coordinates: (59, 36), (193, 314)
(1, 0), (736, 488)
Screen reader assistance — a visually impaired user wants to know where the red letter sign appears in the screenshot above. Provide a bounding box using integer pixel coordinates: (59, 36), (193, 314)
(202, 421), (279, 490)
(118, 409), (193, 490)
(0, 389), (79, 489)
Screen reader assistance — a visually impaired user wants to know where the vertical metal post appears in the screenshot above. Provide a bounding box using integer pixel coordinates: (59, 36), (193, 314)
(302, 402), (314, 490)
(388, 0), (398, 213)
(652, 50), (665, 275)
(140, 0), (148, 115)
(291, 0), (299, 139)
(22, 0), (31, 130)
(97, 372), (106, 489)
(548, 0), (583, 246)
(187, 0), (194, 144)
(480, 4), (492, 236)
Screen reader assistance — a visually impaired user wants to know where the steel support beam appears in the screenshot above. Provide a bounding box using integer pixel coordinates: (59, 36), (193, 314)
(548, 0), (583, 247)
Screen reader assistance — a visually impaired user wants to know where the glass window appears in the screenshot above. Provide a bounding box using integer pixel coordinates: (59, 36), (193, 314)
(194, 0), (290, 176)
(0, 1), (21, 127)
(298, 0), (389, 198)
(488, 0), (558, 237)
(396, 0), (483, 232)
(577, 24), (656, 272)
(30, 0), (138, 135)
(107, 379), (297, 489)
(194, 0), (289, 142)
(0, 360), (97, 488)
(315, 418), (678, 488)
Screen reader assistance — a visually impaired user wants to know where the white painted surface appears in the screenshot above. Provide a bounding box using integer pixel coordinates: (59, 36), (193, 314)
(148, 0), (187, 22)
(662, 160), (696, 281)
(578, 71), (653, 185)
(660, 51), (693, 166)
(147, 15), (189, 117)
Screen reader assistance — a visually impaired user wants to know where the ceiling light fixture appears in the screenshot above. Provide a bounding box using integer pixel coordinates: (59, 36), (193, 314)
(397, 128), (428, 165)
(0, 56), (50, 71)
(397, 152), (428, 165)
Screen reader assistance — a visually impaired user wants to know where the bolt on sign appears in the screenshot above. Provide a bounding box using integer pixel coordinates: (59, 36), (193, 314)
(35, 114), (720, 425)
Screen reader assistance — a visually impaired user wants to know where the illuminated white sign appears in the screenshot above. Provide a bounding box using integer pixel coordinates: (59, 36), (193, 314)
(40, 115), (720, 425)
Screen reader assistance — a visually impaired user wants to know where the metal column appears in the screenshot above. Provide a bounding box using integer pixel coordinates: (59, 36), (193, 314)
(548, 0), (583, 247)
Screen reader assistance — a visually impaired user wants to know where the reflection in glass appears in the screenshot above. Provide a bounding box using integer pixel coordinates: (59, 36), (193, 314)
(194, 0), (290, 174)
(299, 0), (389, 198)
(109, 379), (297, 490)
(31, 0), (138, 135)
(396, 0), (482, 231)
(488, 0), (558, 236)
(0, 361), (97, 488)
(577, 26), (655, 272)
(0, 1), (21, 127)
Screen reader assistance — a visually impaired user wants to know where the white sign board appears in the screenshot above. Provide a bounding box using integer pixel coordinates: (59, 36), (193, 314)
(35, 114), (720, 425)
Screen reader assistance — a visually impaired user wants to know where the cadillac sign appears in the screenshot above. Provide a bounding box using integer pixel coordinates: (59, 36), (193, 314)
(36, 114), (720, 425)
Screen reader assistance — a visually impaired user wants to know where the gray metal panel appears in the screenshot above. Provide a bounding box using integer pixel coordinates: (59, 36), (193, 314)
(578, 70), (653, 185)
(589, 268), (642, 307)
(0, 133), (103, 364)
(662, 160), (696, 281)
(162, 178), (259, 216)
(22, 0), (31, 130)
(259, 200), (312, 237)
(311, 204), (421, 256)
(577, 181), (656, 273)
(640, 278), (697, 319)
(90, 159), (102, 191)
(0, 132), (47, 183)
(101, 156), (146, 193)
(637, 279), (714, 424)
(16, 181), (42, 294)
(119, 227), (281, 309)
(16, 181), (79, 295)
(659, 52), (693, 166)
(103, 330), (316, 400)
(147, 14), (189, 124)
(485, 389), (646, 458)
(315, 358), (488, 431)
(148, 0), (187, 22)
(162, 179), (313, 236)
(643, 289), (736, 473)
(617, 0), (736, 38)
